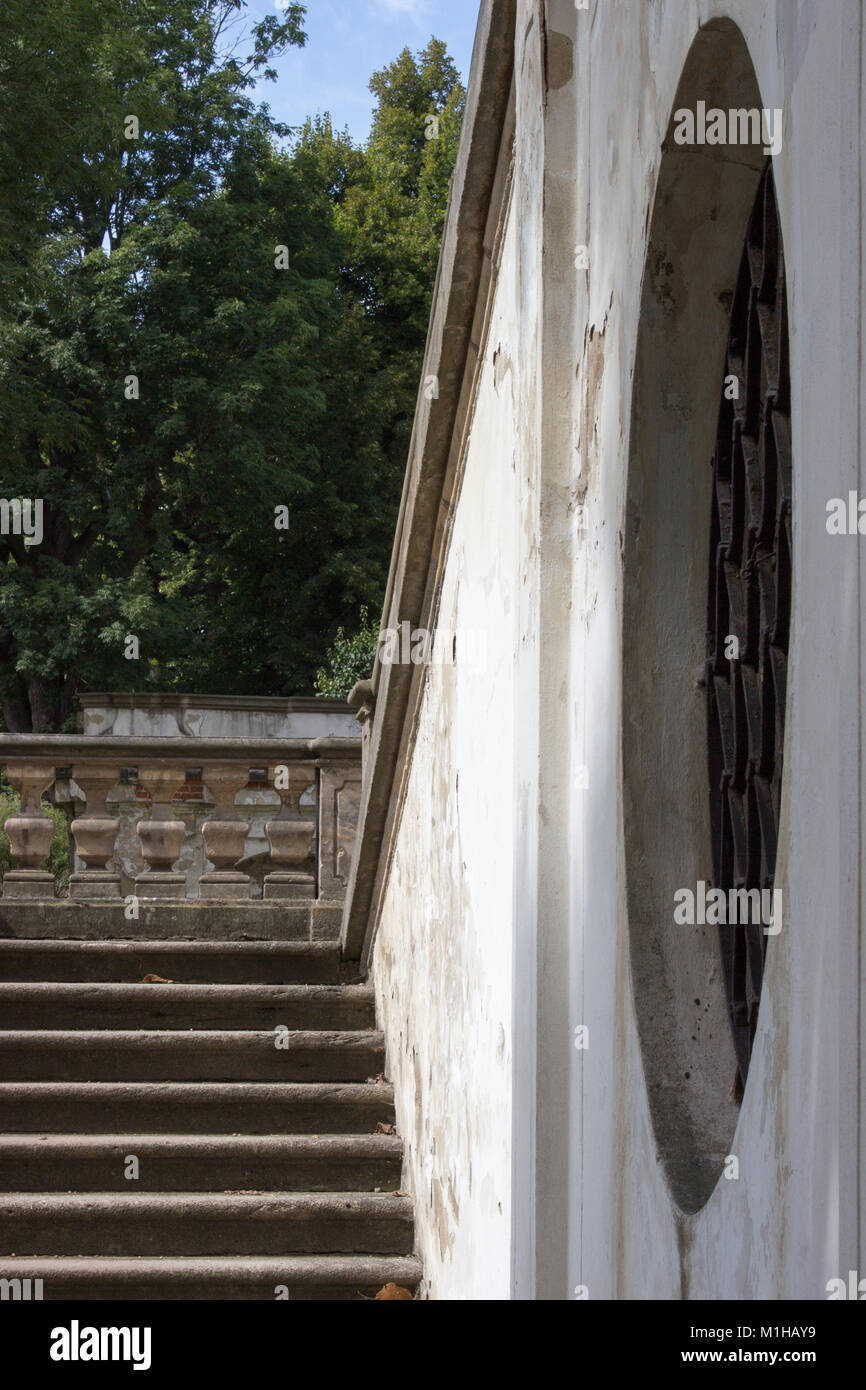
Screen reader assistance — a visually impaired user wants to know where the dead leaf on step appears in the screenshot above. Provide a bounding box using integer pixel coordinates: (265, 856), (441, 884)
(141, 973), (173, 984)
(376, 1122), (395, 1135)
(366, 1073), (386, 1085)
(374, 1283), (414, 1301)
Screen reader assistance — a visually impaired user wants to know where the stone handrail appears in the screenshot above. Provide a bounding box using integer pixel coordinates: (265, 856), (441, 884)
(0, 736), (361, 905)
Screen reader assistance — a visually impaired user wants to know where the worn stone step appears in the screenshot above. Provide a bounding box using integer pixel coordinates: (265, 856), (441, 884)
(0, 940), (343, 985)
(0, 1254), (421, 1300)
(0, 1192), (414, 1257)
(0, 1134), (404, 1192)
(0, 983), (375, 1031)
(0, 1082), (394, 1134)
(0, 902), (342, 943)
(0, 910), (418, 1292)
(0, 1030), (384, 1082)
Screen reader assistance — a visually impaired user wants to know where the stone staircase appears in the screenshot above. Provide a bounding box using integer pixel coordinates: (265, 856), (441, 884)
(0, 938), (421, 1299)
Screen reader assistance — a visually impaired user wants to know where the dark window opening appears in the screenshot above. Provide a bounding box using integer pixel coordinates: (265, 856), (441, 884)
(706, 161), (792, 1098)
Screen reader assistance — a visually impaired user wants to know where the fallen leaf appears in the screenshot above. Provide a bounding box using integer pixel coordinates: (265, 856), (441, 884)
(376, 1122), (395, 1135)
(141, 974), (173, 984)
(374, 1283), (414, 1301)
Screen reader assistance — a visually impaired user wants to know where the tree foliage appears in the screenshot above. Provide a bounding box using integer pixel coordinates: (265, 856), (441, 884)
(314, 606), (379, 700)
(0, 6), (464, 729)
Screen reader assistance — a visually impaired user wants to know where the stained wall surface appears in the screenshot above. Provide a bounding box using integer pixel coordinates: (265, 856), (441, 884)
(367, 0), (864, 1300)
(370, 190), (523, 1299)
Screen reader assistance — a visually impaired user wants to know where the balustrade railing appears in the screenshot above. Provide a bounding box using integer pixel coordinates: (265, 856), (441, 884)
(0, 737), (361, 904)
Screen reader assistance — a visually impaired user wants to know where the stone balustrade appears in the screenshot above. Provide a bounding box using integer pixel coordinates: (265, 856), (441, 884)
(0, 736), (361, 905)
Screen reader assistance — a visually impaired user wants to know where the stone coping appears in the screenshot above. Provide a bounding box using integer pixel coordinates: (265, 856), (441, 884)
(75, 693), (352, 714)
(0, 735), (360, 764)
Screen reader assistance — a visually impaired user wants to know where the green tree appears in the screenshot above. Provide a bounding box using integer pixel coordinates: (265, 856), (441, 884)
(291, 41), (466, 607)
(337, 39), (465, 467)
(0, 15), (465, 729)
(0, 1), (310, 727)
(314, 606), (379, 699)
(0, 0), (305, 296)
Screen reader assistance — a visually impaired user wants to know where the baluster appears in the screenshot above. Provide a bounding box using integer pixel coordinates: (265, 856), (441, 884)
(317, 757), (362, 903)
(1, 760), (57, 899)
(134, 764), (186, 899)
(69, 762), (121, 899)
(264, 763), (315, 900)
(200, 763), (252, 900)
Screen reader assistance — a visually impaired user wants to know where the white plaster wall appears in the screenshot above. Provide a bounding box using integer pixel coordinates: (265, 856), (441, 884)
(372, 0), (863, 1300)
(370, 192), (523, 1300)
(555, 0), (861, 1300)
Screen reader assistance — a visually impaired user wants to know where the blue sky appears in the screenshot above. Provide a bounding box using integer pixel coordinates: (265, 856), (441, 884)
(248, 0), (481, 144)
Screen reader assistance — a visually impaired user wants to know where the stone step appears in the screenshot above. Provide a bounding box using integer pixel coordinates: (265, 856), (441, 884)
(0, 1030), (385, 1082)
(0, 983), (375, 1031)
(0, 1254), (421, 1300)
(0, 940), (343, 984)
(0, 1082), (394, 1134)
(0, 1134), (404, 1192)
(0, 922), (420, 1296)
(0, 1192), (414, 1257)
(0, 902), (342, 943)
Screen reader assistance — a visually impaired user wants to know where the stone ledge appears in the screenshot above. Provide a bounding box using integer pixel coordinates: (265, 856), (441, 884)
(0, 902), (343, 943)
(0, 734), (360, 762)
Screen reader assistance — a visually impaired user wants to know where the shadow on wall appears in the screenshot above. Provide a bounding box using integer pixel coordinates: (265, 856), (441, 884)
(622, 17), (778, 1215)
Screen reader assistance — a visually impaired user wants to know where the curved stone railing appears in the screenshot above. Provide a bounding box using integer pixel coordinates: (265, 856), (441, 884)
(0, 736), (360, 904)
